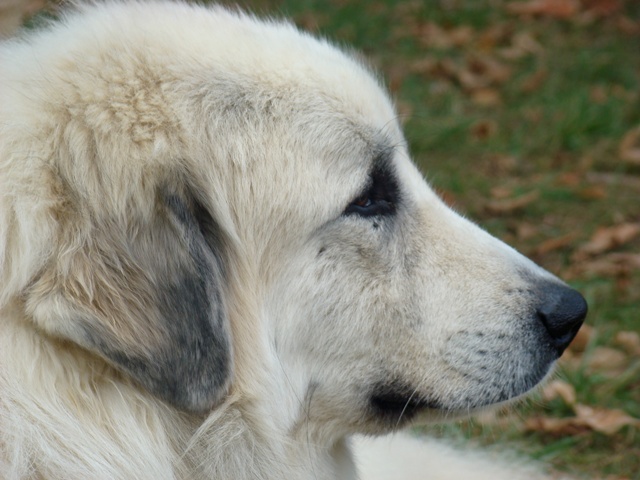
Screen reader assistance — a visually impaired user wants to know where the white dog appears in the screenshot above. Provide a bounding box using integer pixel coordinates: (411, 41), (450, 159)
(0, 2), (587, 479)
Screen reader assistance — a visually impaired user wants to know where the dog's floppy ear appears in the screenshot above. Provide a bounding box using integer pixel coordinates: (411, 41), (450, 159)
(27, 188), (232, 414)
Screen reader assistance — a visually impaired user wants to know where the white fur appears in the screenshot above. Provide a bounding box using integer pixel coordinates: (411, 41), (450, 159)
(0, 2), (577, 479)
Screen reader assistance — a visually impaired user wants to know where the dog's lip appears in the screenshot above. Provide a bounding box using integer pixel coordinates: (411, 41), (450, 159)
(368, 381), (442, 421)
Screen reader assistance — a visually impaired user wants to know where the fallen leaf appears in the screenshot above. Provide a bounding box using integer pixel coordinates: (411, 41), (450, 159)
(590, 85), (609, 104)
(477, 24), (513, 52)
(525, 405), (640, 436)
(568, 324), (594, 352)
(535, 232), (578, 255)
(583, 0), (623, 16)
(570, 253), (640, 278)
(499, 31), (543, 60)
(524, 416), (582, 435)
(470, 88), (502, 107)
(586, 172), (640, 190)
(450, 56), (512, 90)
(484, 190), (539, 215)
(617, 16), (640, 35)
(541, 379), (576, 405)
(586, 346), (628, 374)
(488, 155), (518, 175)
(574, 223), (640, 258)
(614, 331), (640, 356)
(576, 185), (606, 200)
(520, 68), (548, 93)
(414, 22), (473, 50)
(516, 222), (538, 240)
(573, 404), (640, 435)
(619, 127), (640, 164)
(470, 119), (498, 140)
(490, 186), (513, 199)
(506, 0), (580, 19)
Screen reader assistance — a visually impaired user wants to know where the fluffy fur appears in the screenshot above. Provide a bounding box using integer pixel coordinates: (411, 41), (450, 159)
(0, 2), (586, 479)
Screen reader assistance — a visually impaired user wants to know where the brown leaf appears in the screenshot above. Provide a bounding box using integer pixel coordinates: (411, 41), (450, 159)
(576, 185), (607, 200)
(520, 68), (548, 93)
(470, 88), (502, 107)
(575, 223), (640, 258)
(525, 405), (640, 436)
(413, 22), (474, 50)
(573, 405), (640, 435)
(524, 416), (582, 435)
(499, 31), (543, 60)
(568, 324), (594, 352)
(583, 0), (623, 16)
(535, 232), (578, 255)
(470, 119), (498, 140)
(586, 346), (628, 374)
(541, 379), (577, 405)
(506, 0), (581, 19)
(614, 331), (640, 356)
(467, 56), (512, 85)
(570, 253), (640, 278)
(516, 222), (538, 240)
(617, 16), (640, 35)
(484, 190), (539, 215)
(619, 126), (640, 164)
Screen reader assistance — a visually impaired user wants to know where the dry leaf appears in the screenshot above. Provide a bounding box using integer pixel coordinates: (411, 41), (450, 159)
(524, 416), (582, 435)
(590, 85), (609, 104)
(573, 405), (640, 435)
(583, 0), (623, 16)
(520, 69), (548, 93)
(575, 223), (640, 257)
(568, 324), (594, 352)
(506, 0), (580, 19)
(614, 331), (640, 356)
(471, 88), (501, 107)
(414, 22), (472, 50)
(576, 185), (606, 200)
(490, 186), (513, 199)
(617, 16), (640, 35)
(541, 379), (576, 405)
(455, 56), (513, 90)
(619, 126), (640, 164)
(586, 172), (640, 190)
(525, 405), (640, 436)
(570, 253), (640, 278)
(499, 31), (543, 60)
(516, 222), (538, 240)
(535, 232), (578, 255)
(470, 119), (498, 140)
(485, 190), (539, 215)
(586, 347), (628, 373)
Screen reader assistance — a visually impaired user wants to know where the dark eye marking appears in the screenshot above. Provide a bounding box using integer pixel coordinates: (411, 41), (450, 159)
(344, 162), (399, 218)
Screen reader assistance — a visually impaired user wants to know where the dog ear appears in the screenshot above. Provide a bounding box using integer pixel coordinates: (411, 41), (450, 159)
(27, 189), (233, 414)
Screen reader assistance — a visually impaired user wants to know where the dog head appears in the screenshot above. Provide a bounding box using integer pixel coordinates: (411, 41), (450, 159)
(0, 2), (586, 435)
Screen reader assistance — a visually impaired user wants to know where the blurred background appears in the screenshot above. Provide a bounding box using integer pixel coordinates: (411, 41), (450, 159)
(3, 0), (639, 478)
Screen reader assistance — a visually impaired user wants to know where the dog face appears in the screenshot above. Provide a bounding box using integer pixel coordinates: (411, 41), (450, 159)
(0, 1), (586, 440)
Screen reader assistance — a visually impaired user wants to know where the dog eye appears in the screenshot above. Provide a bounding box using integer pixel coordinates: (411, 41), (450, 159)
(344, 166), (398, 218)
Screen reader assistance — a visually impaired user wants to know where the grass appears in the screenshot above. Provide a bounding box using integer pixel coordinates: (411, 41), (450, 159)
(224, 1), (640, 478)
(27, 0), (640, 477)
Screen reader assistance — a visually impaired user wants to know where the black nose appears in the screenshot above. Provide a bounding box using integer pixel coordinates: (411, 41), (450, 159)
(537, 284), (588, 354)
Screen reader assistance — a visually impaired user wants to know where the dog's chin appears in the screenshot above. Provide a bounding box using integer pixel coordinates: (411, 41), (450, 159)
(367, 364), (556, 428)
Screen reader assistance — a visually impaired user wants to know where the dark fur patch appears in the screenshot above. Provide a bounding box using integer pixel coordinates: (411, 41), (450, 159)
(369, 380), (440, 425)
(343, 150), (400, 219)
(78, 191), (232, 414)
